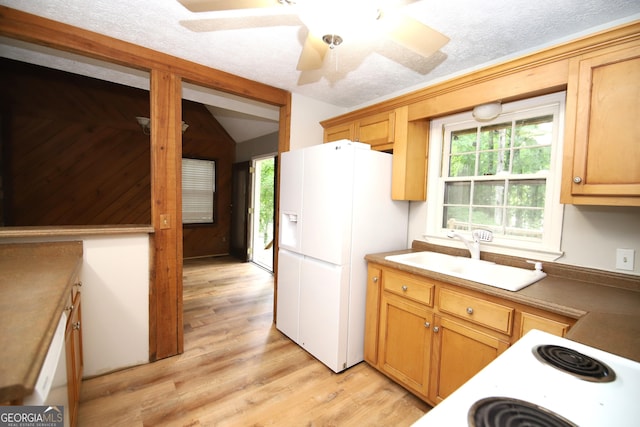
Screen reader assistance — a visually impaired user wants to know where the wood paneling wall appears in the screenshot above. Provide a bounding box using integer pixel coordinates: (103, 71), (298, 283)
(0, 58), (235, 257)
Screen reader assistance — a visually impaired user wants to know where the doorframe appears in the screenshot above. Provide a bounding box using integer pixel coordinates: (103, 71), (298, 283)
(249, 154), (277, 272)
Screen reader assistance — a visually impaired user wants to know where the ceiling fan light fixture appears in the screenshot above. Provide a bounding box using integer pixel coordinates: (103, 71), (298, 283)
(322, 34), (343, 49)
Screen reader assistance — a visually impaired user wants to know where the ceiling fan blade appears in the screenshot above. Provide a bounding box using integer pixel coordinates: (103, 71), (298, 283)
(387, 14), (449, 58)
(180, 14), (301, 32)
(177, 0), (283, 13)
(296, 33), (328, 71)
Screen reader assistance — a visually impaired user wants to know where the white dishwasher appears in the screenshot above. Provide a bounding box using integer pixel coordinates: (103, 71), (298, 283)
(24, 311), (70, 427)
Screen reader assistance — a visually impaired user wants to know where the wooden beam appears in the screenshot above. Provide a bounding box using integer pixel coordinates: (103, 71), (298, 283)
(0, 6), (289, 107)
(149, 70), (184, 359)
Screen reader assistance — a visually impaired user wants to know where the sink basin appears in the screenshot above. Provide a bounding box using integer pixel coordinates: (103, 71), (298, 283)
(385, 251), (546, 292)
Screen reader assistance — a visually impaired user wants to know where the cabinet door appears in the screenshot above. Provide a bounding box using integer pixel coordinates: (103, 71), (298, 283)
(324, 122), (355, 143)
(429, 316), (509, 404)
(356, 111), (395, 150)
(364, 265), (382, 366)
(66, 292), (83, 427)
(562, 41), (640, 205)
(379, 292), (433, 398)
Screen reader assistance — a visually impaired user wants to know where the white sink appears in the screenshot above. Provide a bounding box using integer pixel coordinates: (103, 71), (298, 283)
(385, 251), (546, 292)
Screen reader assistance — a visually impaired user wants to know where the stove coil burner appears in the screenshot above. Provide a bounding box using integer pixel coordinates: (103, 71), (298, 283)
(468, 397), (578, 427)
(533, 344), (616, 382)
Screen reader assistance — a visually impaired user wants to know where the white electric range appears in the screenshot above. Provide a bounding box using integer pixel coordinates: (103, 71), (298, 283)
(412, 329), (640, 426)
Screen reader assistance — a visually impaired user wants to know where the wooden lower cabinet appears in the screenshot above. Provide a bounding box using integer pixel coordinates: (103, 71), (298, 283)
(428, 316), (509, 404)
(364, 265), (382, 365)
(364, 262), (576, 407)
(378, 293), (434, 398)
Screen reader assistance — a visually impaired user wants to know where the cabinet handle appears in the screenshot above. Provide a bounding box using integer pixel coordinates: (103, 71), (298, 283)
(73, 321), (81, 330)
(424, 322), (430, 328)
(372, 276), (378, 283)
(401, 285), (408, 292)
(573, 176), (582, 184)
(433, 326), (440, 333)
(466, 307), (474, 315)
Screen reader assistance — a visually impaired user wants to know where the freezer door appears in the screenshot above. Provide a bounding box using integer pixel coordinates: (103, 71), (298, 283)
(279, 149), (304, 252)
(275, 249), (302, 341)
(300, 143), (354, 265)
(298, 256), (350, 373)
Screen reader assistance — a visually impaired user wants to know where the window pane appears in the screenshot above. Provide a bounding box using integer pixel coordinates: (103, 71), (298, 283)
(473, 181), (505, 206)
(449, 153), (476, 177)
(471, 206), (503, 228)
(478, 150), (511, 176)
(444, 182), (471, 204)
(443, 206), (470, 229)
(508, 179), (546, 207)
(479, 123), (511, 150)
(514, 115), (553, 148)
(512, 146), (551, 174)
(451, 128), (477, 153)
(506, 208), (544, 238)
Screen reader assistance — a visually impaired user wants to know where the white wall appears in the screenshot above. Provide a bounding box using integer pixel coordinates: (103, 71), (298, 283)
(290, 93), (346, 150)
(558, 205), (640, 275)
(408, 202), (640, 276)
(81, 235), (149, 376)
(235, 131), (279, 162)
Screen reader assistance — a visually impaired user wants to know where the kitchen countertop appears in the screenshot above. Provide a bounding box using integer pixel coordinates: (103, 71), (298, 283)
(0, 241), (83, 403)
(366, 241), (640, 362)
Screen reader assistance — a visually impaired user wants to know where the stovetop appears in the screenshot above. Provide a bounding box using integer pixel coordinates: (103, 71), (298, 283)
(412, 329), (640, 427)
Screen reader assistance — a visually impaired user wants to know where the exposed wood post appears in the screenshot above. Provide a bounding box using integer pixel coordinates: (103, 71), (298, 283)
(272, 96), (292, 322)
(149, 69), (183, 360)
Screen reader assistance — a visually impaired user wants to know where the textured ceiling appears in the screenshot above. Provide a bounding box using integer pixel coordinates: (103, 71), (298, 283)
(1, 0), (639, 141)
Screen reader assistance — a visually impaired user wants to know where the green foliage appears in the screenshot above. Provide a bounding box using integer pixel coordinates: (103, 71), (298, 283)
(259, 158), (275, 243)
(444, 115), (552, 237)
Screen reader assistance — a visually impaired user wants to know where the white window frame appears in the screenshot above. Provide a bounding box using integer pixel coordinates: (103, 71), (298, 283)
(424, 92), (566, 261)
(182, 157), (216, 224)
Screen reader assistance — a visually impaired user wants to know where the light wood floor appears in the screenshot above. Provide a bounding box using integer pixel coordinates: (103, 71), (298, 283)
(78, 257), (430, 426)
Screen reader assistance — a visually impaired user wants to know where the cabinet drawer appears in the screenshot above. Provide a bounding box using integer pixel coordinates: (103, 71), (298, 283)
(439, 288), (514, 335)
(384, 270), (434, 307)
(519, 312), (571, 338)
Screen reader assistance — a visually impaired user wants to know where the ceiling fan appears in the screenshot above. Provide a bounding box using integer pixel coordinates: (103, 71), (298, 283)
(177, 0), (449, 71)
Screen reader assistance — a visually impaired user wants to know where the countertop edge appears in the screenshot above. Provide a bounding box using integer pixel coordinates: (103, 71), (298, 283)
(0, 225), (155, 238)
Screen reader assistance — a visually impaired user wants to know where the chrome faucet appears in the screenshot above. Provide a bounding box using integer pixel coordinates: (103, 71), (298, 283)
(447, 229), (493, 260)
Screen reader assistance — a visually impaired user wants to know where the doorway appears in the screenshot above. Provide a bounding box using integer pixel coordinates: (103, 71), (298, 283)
(249, 155), (276, 271)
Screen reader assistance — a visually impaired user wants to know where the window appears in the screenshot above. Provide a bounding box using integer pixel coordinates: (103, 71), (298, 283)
(426, 93), (565, 259)
(182, 158), (215, 224)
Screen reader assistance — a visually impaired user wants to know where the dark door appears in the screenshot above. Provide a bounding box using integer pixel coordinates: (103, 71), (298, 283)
(230, 161), (250, 261)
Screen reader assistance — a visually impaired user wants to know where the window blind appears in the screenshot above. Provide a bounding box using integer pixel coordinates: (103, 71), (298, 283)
(182, 158), (215, 224)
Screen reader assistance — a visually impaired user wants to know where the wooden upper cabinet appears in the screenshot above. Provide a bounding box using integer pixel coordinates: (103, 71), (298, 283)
(392, 106), (429, 201)
(324, 122), (355, 143)
(561, 40), (640, 206)
(356, 111), (395, 150)
(324, 111), (395, 149)
(323, 107), (429, 201)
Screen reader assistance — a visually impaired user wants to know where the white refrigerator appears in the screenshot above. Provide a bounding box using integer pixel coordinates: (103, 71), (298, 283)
(276, 140), (408, 372)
